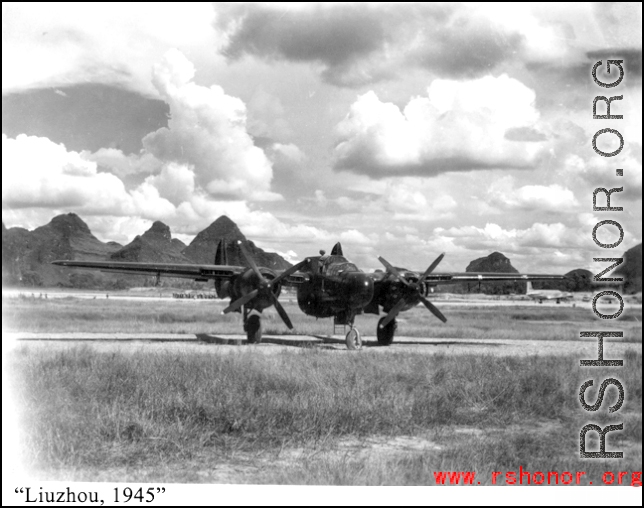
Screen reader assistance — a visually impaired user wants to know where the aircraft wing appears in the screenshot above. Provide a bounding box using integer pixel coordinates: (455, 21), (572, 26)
(51, 259), (313, 284)
(423, 273), (566, 286)
(51, 260), (245, 281)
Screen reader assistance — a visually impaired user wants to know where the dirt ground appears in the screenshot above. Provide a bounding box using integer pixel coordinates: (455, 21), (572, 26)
(6, 332), (641, 358)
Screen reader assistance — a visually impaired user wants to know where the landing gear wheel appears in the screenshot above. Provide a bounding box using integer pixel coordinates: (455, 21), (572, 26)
(377, 317), (396, 346)
(246, 315), (262, 344)
(345, 328), (362, 350)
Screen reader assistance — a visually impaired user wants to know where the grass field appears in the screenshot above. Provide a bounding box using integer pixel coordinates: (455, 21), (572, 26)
(6, 344), (642, 484)
(2, 294), (641, 341)
(4, 293), (642, 484)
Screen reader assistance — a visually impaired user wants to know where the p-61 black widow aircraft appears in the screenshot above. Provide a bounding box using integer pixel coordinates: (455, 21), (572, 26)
(53, 241), (565, 349)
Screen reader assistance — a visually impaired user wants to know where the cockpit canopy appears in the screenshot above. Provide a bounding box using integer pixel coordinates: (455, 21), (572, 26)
(325, 260), (359, 276)
(305, 254), (360, 275)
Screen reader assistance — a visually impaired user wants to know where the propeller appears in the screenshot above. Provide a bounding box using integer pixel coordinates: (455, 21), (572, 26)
(377, 253), (447, 327)
(223, 242), (305, 330)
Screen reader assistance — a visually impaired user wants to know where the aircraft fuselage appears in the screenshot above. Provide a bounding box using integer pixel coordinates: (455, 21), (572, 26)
(297, 269), (374, 319)
(295, 255), (374, 320)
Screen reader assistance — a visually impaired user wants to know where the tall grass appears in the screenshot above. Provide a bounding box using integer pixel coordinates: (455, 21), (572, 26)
(7, 345), (641, 482)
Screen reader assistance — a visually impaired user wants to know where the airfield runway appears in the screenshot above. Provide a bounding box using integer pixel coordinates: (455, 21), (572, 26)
(6, 332), (640, 357)
(4, 288), (640, 312)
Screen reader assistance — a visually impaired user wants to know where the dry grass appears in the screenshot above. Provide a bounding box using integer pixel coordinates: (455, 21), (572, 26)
(7, 345), (641, 484)
(2, 294), (641, 341)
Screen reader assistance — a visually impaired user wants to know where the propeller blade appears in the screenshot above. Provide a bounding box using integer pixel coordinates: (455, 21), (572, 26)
(380, 298), (408, 328)
(377, 256), (411, 287)
(238, 241), (266, 282)
(222, 256), (306, 317)
(421, 253), (445, 279)
(223, 289), (259, 314)
(269, 259), (308, 287)
(420, 296), (447, 323)
(271, 294), (294, 330)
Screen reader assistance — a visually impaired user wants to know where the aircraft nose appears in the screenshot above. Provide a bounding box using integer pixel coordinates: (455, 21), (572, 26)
(344, 272), (374, 308)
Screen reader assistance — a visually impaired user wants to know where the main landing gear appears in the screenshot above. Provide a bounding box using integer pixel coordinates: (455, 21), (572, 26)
(345, 325), (362, 350)
(243, 306), (262, 344)
(377, 316), (397, 346)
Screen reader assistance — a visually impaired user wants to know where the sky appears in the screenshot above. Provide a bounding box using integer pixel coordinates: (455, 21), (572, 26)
(2, 2), (642, 273)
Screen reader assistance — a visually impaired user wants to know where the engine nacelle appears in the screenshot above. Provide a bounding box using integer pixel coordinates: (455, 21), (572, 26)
(229, 267), (281, 311)
(374, 271), (428, 311)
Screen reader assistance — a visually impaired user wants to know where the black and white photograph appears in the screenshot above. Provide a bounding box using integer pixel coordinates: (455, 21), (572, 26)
(2, 2), (642, 504)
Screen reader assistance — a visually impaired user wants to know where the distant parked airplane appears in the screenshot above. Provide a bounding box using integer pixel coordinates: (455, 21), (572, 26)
(526, 281), (573, 304)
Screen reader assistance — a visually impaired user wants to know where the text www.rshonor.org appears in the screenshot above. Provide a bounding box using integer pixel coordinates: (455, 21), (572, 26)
(433, 467), (642, 486)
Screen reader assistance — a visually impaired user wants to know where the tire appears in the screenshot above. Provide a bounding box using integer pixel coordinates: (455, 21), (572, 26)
(246, 315), (262, 344)
(345, 328), (362, 350)
(377, 317), (396, 346)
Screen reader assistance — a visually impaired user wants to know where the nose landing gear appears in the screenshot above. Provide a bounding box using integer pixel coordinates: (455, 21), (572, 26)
(336, 313), (362, 350)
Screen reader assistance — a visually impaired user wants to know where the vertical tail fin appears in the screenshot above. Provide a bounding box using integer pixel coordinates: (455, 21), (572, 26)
(214, 239), (230, 298)
(526, 280), (533, 294)
(215, 239), (228, 265)
(331, 242), (343, 256)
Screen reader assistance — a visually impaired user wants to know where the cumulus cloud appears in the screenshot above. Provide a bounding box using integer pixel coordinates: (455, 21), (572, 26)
(2, 134), (131, 213)
(435, 222), (586, 252)
(334, 75), (546, 176)
(144, 163), (196, 206)
(83, 148), (162, 178)
(272, 143), (306, 163)
(83, 50), (284, 203)
(492, 177), (580, 212)
(339, 229), (377, 246)
(141, 49), (281, 202)
(246, 88), (294, 140)
(431, 217), (639, 270)
(381, 179), (458, 222)
(571, 147), (642, 200)
(2, 3), (219, 95)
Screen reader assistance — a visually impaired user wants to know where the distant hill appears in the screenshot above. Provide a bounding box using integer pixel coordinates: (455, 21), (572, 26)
(182, 215), (291, 270)
(459, 252), (601, 294)
(2, 213), (121, 287)
(111, 221), (191, 263)
(532, 268), (594, 292)
(466, 251), (518, 274)
(2, 213), (291, 288)
(2, 223), (33, 285)
(464, 252), (522, 294)
(615, 243), (642, 294)
(505, 244), (642, 294)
